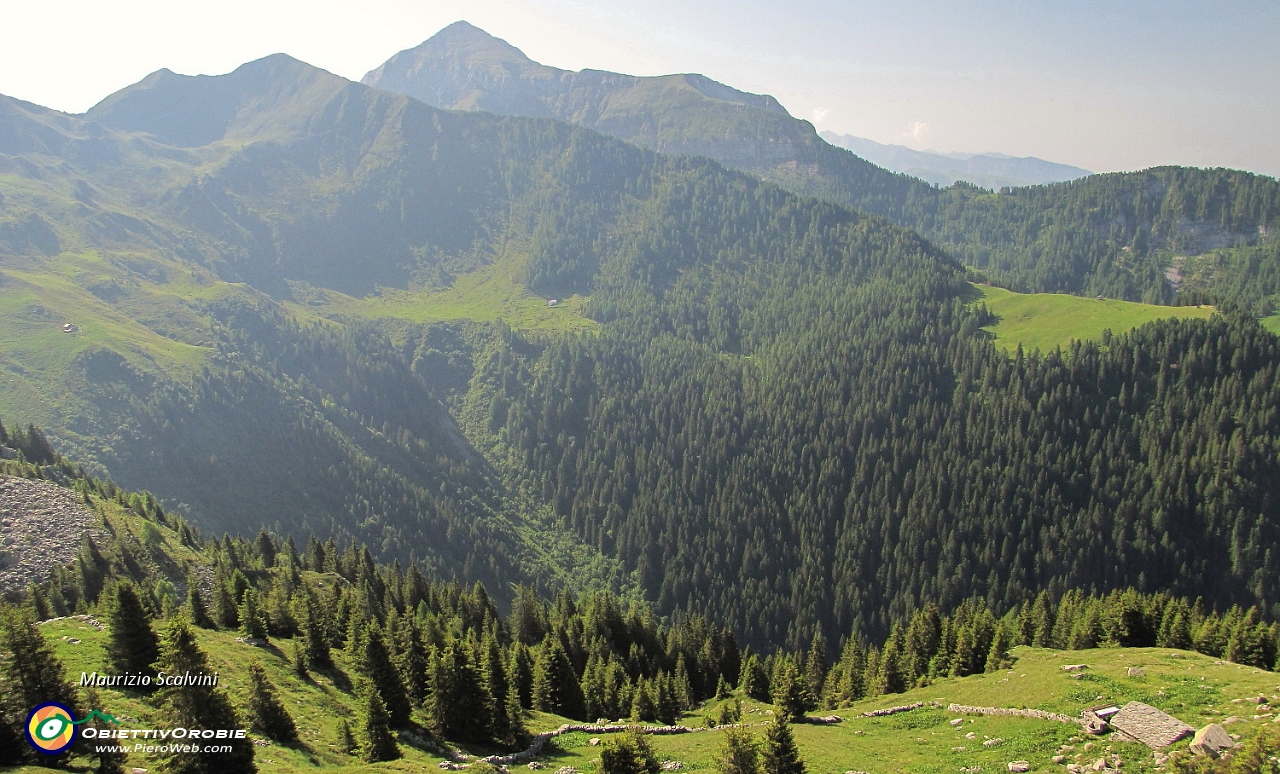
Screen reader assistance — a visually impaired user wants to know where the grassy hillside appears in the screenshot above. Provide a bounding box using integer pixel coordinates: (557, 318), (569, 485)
(303, 242), (595, 333)
(975, 284), (1217, 353)
(535, 646), (1279, 774)
(15, 621), (1279, 774)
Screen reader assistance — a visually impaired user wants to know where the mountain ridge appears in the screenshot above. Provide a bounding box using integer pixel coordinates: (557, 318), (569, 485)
(819, 130), (1092, 189)
(363, 22), (1280, 306)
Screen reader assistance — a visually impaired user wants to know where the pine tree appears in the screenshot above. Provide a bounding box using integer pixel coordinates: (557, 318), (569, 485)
(532, 636), (586, 719)
(358, 686), (400, 763)
(803, 632), (827, 699)
(984, 622), (1013, 673)
(211, 563), (238, 629)
(0, 604), (80, 713)
(336, 719), (355, 755)
(770, 659), (811, 722)
(761, 718), (805, 774)
(186, 576), (214, 630)
(428, 644), (491, 743)
(599, 729), (661, 774)
(630, 679), (656, 722)
(394, 615), (428, 706)
(245, 663), (297, 744)
(741, 654), (771, 703)
(106, 581), (160, 683)
(503, 667), (529, 749)
(509, 643), (534, 709)
(717, 727), (763, 774)
(359, 623), (412, 728)
(715, 674), (731, 700)
(291, 636), (308, 678)
(238, 588), (268, 642)
(154, 615), (255, 774)
(0, 700), (26, 767)
(295, 591), (331, 670)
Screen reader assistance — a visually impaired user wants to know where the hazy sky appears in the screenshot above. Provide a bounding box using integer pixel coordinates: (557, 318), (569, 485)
(3, 0), (1277, 176)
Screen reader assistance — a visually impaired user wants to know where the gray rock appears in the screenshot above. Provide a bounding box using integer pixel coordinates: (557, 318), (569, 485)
(1189, 724), (1233, 758)
(1107, 702), (1194, 749)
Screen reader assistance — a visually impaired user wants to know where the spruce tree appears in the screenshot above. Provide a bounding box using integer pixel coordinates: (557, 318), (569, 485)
(630, 679), (656, 722)
(0, 604), (79, 714)
(532, 637), (586, 718)
(0, 700), (25, 767)
(770, 659), (811, 722)
(186, 576), (214, 630)
(803, 632), (827, 700)
(509, 643), (534, 709)
(295, 591), (331, 670)
(291, 636), (308, 678)
(503, 667), (529, 749)
(245, 663), (297, 744)
(210, 564), (238, 629)
(358, 686), (400, 763)
(154, 615), (255, 774)
(238, 588), (268, 641)
(336, 719), (355, 755)
(761, 718), (805, 774)
(428, 644), (491, 743)
(106, 581), (160, 683)
(741, 654), (770, 702)
(359, 623), (412, 728)
(717, 727), (763, 774)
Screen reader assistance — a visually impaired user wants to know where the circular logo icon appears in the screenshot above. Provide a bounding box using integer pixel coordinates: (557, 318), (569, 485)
(25, 702), (77, 755)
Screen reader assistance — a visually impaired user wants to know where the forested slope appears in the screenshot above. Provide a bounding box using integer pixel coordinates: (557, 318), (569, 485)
(367, 23), (1280, 307)
(3, 50), (1280, 654)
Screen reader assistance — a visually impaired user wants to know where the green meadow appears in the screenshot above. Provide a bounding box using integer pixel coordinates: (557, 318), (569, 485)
(974, 284), (1216, 353)
(18, 616), (1279, 774)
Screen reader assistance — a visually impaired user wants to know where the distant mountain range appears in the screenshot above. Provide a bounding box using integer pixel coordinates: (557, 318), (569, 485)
(2, 23), (1280, 650)
(819, 131), (1092, 189)
(362, 21), (1279, 306)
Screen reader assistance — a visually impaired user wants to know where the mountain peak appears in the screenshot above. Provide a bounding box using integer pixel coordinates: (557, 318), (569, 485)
(85, 54), (349, 147)
(362, 22), (541, 90)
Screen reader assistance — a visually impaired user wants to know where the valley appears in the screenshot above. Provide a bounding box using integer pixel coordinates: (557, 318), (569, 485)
(0, 16), (1278, 774)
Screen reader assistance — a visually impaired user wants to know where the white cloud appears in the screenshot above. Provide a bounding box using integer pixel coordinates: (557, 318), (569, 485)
(811, 107), (831, 123)
(907, 120), (929, 143)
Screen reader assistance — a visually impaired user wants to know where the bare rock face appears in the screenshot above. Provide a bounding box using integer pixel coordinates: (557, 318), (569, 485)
(1189, 724), (1234, 758)
(0, 476), (105, 595)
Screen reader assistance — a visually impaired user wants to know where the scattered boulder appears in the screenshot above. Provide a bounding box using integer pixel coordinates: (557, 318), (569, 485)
(951, 718), (965, 727)
(1008, 762), (1030, 772)
(588, 738), (600, 746)
(659, 763), (683, 771)
(1189, 724), (1233, 758)
(983, 738), (1004, 747)
(1053, 755), (1066, 763)
(1063, 664), (1089, 672)
(1127, 668), (1145, 678)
